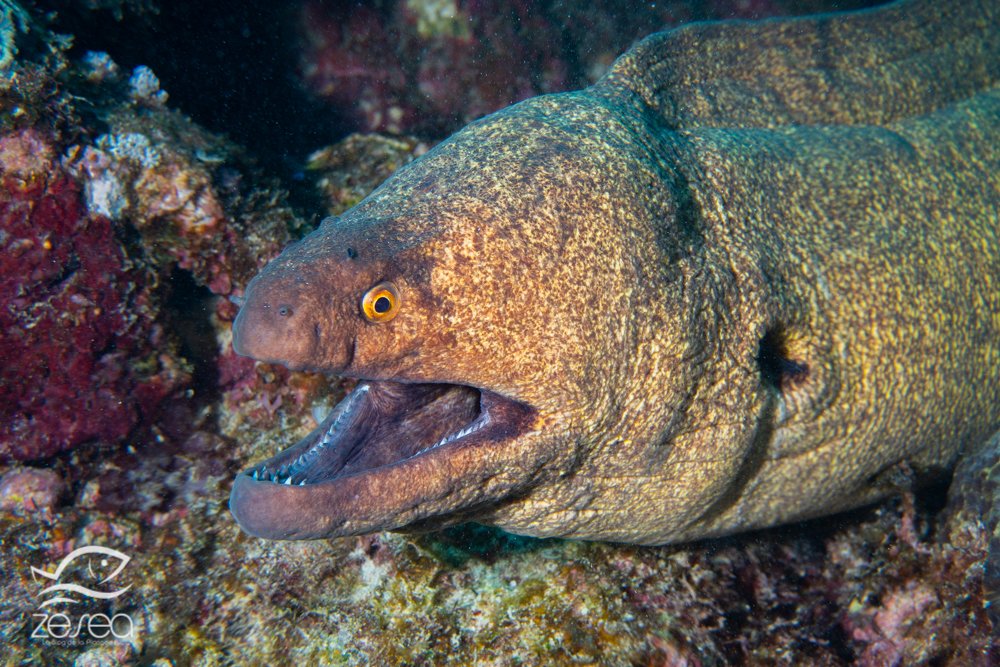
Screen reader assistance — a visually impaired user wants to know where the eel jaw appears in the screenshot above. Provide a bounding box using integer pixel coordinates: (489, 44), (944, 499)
(229, 380), (536, 540)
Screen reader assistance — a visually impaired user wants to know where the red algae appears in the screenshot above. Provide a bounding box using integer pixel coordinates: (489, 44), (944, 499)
(0, 139), (183, 461)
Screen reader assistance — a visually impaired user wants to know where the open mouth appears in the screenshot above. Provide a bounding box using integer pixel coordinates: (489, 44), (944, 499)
(229, 380), (535, 539)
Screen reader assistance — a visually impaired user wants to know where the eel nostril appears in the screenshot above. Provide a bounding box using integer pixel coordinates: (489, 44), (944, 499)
(278, 305), (293, 318)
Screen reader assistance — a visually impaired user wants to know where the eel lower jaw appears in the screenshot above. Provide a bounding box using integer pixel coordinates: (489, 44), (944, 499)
(229, 380), (536, 540)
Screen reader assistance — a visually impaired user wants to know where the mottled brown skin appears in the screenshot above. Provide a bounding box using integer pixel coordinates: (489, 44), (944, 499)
(230, 0), (999, 544)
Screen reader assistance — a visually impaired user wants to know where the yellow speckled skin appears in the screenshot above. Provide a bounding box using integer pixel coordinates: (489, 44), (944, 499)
(232, 0), (999, 543)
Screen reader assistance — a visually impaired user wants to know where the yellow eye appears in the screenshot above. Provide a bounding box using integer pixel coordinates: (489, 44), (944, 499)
(361, 281), (400, 323)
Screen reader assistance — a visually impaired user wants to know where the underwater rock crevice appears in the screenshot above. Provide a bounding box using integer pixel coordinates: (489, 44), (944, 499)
(160, 267), (223, 404)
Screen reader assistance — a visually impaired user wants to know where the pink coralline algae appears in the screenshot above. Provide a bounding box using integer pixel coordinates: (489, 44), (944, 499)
(63, 122), (264, 299)
(0, 129), (188, 461)
(0, 467), (64, 514)
(848, 581), (939, 666)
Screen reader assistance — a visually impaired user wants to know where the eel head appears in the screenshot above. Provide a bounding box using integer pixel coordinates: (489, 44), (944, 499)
(228, 95), (649, 540)
(228, 208), (550, 539)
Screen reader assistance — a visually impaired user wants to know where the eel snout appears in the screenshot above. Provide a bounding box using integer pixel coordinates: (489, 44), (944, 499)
(232, 267), (347, 372)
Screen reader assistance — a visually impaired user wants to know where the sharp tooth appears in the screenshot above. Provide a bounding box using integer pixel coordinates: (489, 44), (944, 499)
(312, 404), (330, 424)
(251, 470), (259, 480)
(298, 480), (306, 486)
(284, 477), (293, 485)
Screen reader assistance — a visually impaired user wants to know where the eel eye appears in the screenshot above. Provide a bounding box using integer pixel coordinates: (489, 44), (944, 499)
(361, 281), (400, 323)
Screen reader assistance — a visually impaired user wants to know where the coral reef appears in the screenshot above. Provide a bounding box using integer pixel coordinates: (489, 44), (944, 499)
(942, 430), (1000, 633)
(61, 82), (296, 299)
(4, 450), (995, 665)
(307, 133), (428, 216)
(0, 2), (302, 462)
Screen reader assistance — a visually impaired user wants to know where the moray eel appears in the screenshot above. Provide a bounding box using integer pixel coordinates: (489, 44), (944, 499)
(229, 0), (1000, 543)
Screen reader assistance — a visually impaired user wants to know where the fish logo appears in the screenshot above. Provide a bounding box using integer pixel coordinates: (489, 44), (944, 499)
(31, 545), (132, 608)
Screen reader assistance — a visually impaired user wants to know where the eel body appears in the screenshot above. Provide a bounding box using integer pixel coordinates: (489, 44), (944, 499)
(229, 0), (999, 544)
